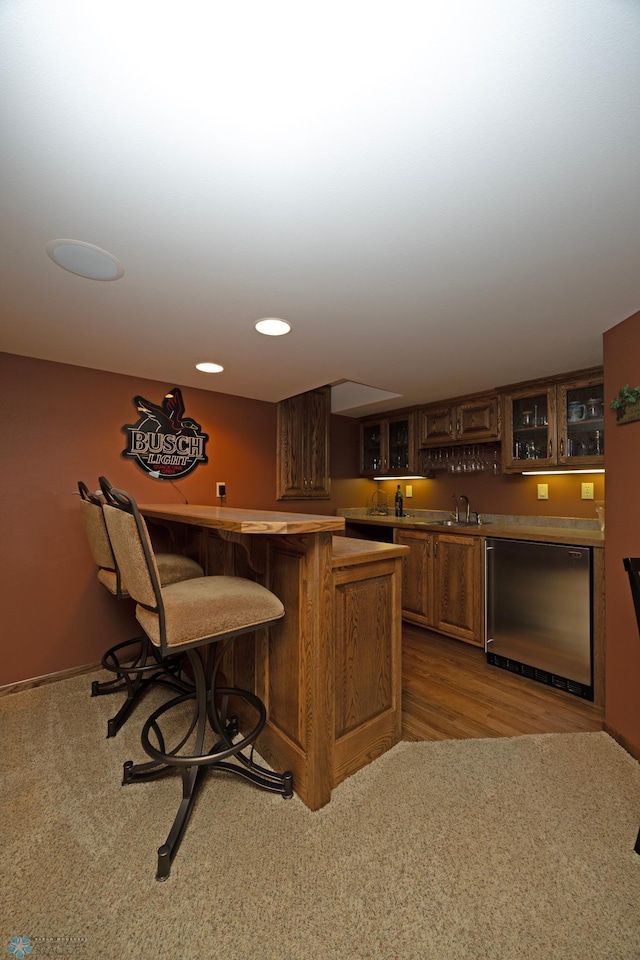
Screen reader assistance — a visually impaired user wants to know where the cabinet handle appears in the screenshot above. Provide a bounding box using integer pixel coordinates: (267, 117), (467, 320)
(548, 439), (552, 458)
(560, 438), (564, 457)
(456, 419), (461, 436)
(434, 540), (439, 558)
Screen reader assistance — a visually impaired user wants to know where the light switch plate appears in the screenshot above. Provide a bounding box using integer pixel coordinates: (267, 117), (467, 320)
(405, 485), (413, 498)
(581, 482), (594, 500)
(537, 483), (548, 500)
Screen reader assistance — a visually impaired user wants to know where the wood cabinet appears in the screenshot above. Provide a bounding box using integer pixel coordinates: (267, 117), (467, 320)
(394, 529), (483, 646)
(419, 394), (500, 447)
(433, 534), (482, 645)
(360, 412), (418, 477)
(501, 368), (604, 473)
(277, 386), (331, 499)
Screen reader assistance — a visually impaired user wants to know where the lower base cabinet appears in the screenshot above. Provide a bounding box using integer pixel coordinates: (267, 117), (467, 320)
(394, 529), (483, 646)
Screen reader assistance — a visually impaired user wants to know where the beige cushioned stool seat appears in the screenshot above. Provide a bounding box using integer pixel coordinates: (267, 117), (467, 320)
(137, 575), (284, 648)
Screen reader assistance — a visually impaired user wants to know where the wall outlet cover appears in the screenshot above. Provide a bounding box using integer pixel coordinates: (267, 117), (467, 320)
(581, 482), (594, 500)
(405, 485), (413, 498)
(216, 482), (226, 498)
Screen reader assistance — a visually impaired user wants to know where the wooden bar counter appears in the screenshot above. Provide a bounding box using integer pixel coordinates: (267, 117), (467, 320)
(140, 504), (408, 810)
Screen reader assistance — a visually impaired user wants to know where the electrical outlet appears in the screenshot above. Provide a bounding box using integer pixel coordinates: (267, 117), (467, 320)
(581, 482), (594, 500)
(216, 482), (226, 499)
(537, 483), (548, 500)
(405, 485), (413, 498)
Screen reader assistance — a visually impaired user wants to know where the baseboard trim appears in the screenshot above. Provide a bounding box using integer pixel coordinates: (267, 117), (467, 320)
(604, 721), (640, 764)
(0, 661), (102, 697)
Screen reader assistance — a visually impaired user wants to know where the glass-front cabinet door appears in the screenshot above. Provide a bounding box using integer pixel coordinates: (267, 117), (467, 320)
(557, 375), (605, 467)
(387, 416), (411, 473)
(502, 385), (556, 472)
(361, 421), (385, 475)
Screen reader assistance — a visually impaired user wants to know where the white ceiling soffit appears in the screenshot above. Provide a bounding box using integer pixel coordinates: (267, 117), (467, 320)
(331, 381), (402, 415)
(1, 1), (640, 411)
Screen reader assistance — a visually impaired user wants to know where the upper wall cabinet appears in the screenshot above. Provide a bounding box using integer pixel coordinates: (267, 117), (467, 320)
(418, 394), (500, 447)
(277, 386), (331, 499)
(501, 368), (604, 473)
(360, 412), (418, 477)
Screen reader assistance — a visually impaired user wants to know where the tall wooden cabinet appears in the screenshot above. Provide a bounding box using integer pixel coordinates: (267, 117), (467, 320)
(394, 528), (483, 646)
(277, 386), (331, 500)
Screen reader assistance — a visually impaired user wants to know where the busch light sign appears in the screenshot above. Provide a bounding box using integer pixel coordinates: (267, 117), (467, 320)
(122, 387), (209, 479)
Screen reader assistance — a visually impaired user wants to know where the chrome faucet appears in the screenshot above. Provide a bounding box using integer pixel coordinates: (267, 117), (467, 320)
(459, 495), (470, 524)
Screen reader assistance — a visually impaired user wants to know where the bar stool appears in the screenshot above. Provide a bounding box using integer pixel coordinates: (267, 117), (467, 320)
(78, 480), (203, 736)
(103, 487), (293, 880)
(622, 557), (640, 855)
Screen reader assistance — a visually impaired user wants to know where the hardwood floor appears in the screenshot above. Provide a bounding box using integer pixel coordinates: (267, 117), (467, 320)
(402, 623), (604, 741)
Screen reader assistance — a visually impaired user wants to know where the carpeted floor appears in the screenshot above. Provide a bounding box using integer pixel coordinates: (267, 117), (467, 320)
(2, 670), (640, 960)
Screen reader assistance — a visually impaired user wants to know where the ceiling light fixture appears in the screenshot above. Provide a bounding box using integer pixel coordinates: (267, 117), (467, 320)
(196, 362), (224, 373)
(255, 318), (291, 336)
(45, 239), (124, 280)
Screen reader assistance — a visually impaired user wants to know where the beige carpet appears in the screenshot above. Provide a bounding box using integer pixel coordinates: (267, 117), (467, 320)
(2, 670), (640, 960)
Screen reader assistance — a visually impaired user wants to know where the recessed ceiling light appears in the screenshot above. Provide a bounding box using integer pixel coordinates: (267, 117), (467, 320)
(196, 362), (224, 373)
(255, 317), (291, 336)
(45, 239), (124, 280)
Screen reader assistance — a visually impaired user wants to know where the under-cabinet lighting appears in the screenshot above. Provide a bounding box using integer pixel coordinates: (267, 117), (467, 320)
(374, 475), (426, 480)
(521, 469), (605, 476)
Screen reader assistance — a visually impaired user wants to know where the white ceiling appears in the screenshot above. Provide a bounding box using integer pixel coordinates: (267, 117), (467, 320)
(1, 0), (639, 416)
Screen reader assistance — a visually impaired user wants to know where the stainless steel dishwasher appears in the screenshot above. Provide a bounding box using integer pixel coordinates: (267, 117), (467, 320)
(485, 538), (593, 700)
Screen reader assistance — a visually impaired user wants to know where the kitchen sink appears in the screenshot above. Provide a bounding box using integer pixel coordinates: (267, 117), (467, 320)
(413, 520), (488, 527)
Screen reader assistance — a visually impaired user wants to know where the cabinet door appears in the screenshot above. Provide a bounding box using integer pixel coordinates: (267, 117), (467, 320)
(557, 375), (605, 468)
(394, 529), (433, 626)
(277, 388), (330, 499)
(386, 414), (415, 475)
(360, 420), (386, 475)
(501, 385), (557, 473)
(305, 387), (331, 498)
(455, 396), (500, 442)
(277, 392), (307, 498)
(433, 535), (482, 645)
(419, 404), (455, 446)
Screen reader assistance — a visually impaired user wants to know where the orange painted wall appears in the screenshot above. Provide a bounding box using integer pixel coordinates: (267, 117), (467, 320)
(362, 470), (604, 520)
(0, 352), (359, 686)
(603, 310), (640, 756)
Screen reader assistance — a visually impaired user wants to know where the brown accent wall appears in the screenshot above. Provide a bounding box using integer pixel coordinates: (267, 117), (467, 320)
(365, 470), (604, 520)
(0, 353), (359, 686)
(603, 311), (640, 757)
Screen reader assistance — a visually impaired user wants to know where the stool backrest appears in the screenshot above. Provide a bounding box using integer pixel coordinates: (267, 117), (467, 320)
(103, 489), (163, 615)
(77, 480), (123, 595)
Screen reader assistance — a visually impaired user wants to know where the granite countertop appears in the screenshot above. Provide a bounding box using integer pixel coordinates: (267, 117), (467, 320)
(337, 509), (604, 548)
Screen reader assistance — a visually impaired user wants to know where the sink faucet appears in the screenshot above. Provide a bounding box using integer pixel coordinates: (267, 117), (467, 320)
(459, 495), (470, 524)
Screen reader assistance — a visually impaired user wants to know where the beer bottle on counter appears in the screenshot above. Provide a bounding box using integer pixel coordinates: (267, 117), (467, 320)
(395, 484), (403, 517)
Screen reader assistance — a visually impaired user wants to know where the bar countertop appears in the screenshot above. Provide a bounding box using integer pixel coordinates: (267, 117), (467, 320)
(139, 503), (345, 535)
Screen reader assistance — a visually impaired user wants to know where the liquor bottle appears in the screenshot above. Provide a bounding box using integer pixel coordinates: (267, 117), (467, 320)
(395, 484), (403, 517)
